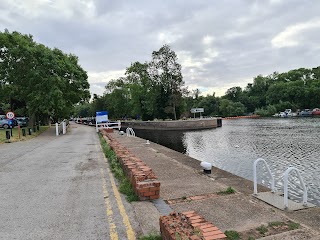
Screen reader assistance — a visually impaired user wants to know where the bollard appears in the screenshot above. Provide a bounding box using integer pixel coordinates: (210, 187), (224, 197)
(6, 130), (10, 140)
(22, 128), (26, 136)
(28, 128), (32, 135)
(10, 127), (13, 137)
(33, 126), (36, 132)
(37, 125), (40, 131)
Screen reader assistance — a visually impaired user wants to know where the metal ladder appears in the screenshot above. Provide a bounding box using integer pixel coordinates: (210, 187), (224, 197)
(253, 158), (308, 209)
(126, 127), (135, 137)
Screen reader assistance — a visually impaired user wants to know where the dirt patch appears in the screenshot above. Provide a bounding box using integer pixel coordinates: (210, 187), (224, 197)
(225, 220), (300, 239)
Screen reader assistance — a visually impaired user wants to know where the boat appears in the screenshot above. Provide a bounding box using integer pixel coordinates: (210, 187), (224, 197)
(312, 108), (320, 116)
(279, 109), (297, 117)
(298, 109), (313, 117)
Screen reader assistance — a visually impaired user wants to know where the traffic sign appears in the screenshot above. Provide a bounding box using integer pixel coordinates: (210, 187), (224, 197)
(6, 111), (15, 119)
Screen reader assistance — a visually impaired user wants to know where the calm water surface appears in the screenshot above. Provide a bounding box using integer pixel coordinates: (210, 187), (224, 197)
(135, 118), (320, 205)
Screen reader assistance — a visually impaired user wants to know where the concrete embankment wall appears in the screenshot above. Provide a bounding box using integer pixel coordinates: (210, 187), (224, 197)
(121, 118), (221, 130)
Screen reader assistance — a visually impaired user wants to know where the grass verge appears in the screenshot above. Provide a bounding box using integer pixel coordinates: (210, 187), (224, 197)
(138, 232), (162, 240)
(218, 186), (236, 195)
(99, 133), (139, 202)
(0, 126), (49, 144)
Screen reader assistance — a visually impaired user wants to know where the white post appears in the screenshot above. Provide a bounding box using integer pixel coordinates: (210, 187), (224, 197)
(55, 123), (59, 136)
(62, 121), (66, 134)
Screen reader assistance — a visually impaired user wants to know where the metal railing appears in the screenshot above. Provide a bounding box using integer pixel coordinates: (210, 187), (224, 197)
(253, 158), (276, 195)
(96, 121), (121, 132)
(126, 127), (135, 137)
(283, 167), (308, 209)
(253, 158), (309, 209)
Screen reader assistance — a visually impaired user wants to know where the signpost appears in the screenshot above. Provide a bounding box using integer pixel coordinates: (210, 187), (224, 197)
(6, 111), (15, 119)
(190, 108), (204, 118)
(96, 111), (108, 132)
(6, 111), (15, 137)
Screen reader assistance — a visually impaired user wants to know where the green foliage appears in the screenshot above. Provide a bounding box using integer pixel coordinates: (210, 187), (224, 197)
(288, 222), (300, 230)
(138, 233), (162, 240)
(0, 29), (90, 124)
(268, 221), (285, 227)
(218, 186), (236, 195)
(256, 225), (268, 235)
(224, 230), (240, 240)
(99, 134), (138, 202)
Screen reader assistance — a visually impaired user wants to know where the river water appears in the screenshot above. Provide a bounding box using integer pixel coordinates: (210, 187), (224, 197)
(134, 118), (320, 206)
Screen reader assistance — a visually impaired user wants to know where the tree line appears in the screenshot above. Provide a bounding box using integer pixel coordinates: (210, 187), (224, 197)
(0, 30), (90, 125)
(76, 45), (320, 119)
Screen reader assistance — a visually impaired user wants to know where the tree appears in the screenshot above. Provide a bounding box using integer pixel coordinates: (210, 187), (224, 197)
(0, 30), (90, 125)
(149, 45), (185, 120)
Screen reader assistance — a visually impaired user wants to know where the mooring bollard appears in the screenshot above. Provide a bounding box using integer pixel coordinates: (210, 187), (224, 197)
(22, 128), (26, 136)
(6, 130), (10, 140)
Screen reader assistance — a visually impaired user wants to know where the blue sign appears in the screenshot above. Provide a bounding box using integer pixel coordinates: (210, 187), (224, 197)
(96, 111), (108, 123)
(96, 111), (108, 116)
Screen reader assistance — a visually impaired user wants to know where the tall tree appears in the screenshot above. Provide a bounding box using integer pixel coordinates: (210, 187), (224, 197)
(0, 30), (90, 125)
(149, 45), (185, 120)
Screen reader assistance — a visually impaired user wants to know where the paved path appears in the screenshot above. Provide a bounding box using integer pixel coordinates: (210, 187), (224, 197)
(110, 132), (320, 239)
(0, 123), (138, 240)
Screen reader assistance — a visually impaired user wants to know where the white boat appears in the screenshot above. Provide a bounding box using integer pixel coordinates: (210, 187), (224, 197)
(278, 109), (297, 117)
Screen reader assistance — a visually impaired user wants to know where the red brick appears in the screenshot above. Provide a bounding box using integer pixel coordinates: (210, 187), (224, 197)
(204, 233), (227, 240)
(203, 230), (224, 237)
(149, 187), (160, 192)
(143, 191), (156, 197)
(150, 194), (159, 199)
(202, 226), (219, 232)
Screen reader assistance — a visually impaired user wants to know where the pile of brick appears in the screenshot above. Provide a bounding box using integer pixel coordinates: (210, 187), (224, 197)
(100, 130), (160, 200)
(159, 211), (226, 240)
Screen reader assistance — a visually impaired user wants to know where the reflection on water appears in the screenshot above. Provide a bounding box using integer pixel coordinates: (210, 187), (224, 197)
(130, 118), (320, 206)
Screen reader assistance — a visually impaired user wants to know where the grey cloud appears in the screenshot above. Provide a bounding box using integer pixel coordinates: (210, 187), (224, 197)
(1, 0), (320, 96)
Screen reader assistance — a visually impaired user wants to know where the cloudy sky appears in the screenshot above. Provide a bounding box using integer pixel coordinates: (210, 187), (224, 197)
(1, 0), (320, 97)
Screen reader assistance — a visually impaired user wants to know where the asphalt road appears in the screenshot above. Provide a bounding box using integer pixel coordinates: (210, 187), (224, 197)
(0, 123), (138, 240)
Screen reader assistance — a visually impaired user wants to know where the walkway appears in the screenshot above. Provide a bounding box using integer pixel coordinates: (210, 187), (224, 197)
(110, 132), (320, 239)
(0, 123), (138, 240)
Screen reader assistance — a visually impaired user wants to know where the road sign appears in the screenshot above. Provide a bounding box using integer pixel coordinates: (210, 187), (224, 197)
(6, 111), (15, 119)
(190, 108), (204, 113)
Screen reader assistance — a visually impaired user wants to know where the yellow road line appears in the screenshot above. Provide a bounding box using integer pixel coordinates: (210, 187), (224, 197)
(99, 144), (136, 240)
(106, 165), (136, 240)
(100, 167), (118, 240)
(97, 145), (118, 240)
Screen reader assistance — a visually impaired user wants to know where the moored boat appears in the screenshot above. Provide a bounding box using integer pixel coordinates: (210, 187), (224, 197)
(298, 109), (313, 117)
(312, 108), (320, 115)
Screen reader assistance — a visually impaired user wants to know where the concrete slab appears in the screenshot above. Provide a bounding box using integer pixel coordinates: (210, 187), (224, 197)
(254, 192), (316, 211)
(170, 194), (285, 232)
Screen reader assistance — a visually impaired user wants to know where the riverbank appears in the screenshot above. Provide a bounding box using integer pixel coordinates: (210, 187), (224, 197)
(109, 132), (320, 239)
(121, 118), (222, 131)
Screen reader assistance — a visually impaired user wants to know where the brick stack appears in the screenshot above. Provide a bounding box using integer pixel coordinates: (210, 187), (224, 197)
(159, 211), (226, 240)
(100, 130), (160, 200)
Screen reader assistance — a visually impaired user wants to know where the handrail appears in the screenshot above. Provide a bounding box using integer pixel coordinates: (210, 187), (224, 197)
(253, 158), (276, 195)
(283, 167), (308, 209)
(126, 127), (135, 137)
(96, 121), (121, 132)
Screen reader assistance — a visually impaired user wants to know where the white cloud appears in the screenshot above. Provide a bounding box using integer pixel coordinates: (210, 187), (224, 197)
(272, 19), (320, 48)
(202, 35), (214, 45)
(88, 70), (125, 96)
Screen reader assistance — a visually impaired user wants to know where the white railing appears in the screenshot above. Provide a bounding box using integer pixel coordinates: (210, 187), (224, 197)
(96, 121), (121, 132)
(283, 167), (308, 209)
(253, 158), (276, 195)
(126, 127), (135, 137)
